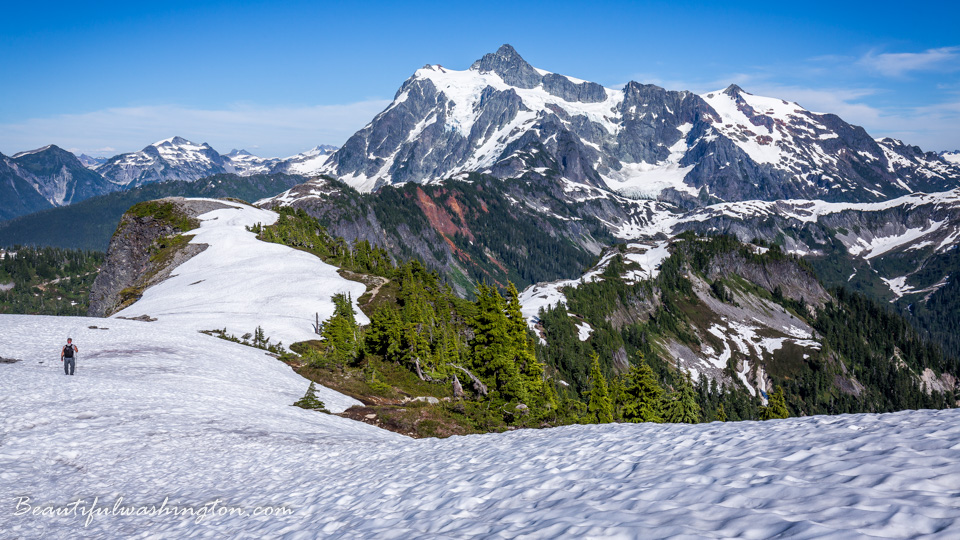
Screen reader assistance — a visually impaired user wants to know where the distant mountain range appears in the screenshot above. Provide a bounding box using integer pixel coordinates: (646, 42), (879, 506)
(0, 145), (117, 221)
(0, 138), (337, 221)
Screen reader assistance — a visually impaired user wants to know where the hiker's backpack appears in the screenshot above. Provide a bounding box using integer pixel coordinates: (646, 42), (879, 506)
(63, 344), (74, 358)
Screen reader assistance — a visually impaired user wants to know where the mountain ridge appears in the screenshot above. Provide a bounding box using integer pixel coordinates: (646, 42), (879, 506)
(315, 44), (959, 205)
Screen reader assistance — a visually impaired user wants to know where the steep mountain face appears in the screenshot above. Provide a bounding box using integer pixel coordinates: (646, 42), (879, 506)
(642, 190), (960, 357)
(522, 236), (959, 411)
(0, 153), (53, 221)
(259, 174), (651, 294)
(0, 146), (119, 220)
(318, 44), (960, 205)
(8, 145), (117, 206)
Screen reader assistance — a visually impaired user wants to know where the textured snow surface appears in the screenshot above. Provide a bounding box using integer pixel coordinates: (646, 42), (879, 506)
(113, 200), (369, 347)
(3, 315), (960, 538)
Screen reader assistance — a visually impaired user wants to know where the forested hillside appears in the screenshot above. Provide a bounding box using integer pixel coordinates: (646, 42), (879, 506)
(533, 235), (958, 421)
(246, 207), (955, 436)
(261, 175), (617, 295)
(0, 247), (104, 316)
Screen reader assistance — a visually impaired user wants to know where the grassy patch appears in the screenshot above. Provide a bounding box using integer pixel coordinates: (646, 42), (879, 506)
(126, 200), (200, 232)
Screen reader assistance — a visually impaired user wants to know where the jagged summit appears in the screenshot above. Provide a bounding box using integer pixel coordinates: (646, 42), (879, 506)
(469, 44), (542, 88)
(722, 84), (746, 97)
(153, 136), (193, 147)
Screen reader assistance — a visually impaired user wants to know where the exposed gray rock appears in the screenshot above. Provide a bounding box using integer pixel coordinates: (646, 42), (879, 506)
(470, 44), (542, 89)
(319, 45), (960, 208)
(0, 146), (118, 221)
(707, 251), (831, 308)
(88, 198), (229, 317)
(542, 73), (607, 103)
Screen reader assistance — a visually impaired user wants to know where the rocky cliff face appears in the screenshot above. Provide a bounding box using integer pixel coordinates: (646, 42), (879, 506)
(667, 190), (960, 304)
(259, 174), (680, 294)
(87, 198), (229, 317)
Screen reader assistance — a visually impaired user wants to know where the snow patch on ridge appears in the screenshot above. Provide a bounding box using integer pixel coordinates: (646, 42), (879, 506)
(113, 199), (369, 346)
(519, 242), (670, 343)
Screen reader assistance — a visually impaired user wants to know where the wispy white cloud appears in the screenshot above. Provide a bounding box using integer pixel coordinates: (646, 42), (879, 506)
(0, 100), (391, 158)
(761, 86), (960, 151)
(858, 47), (960, 77)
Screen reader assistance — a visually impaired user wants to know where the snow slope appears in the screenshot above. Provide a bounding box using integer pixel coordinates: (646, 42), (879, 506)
(113, 199), (369, 347)
(3, 314), (959, 538)
(4, 196), (960, 537)
(280, 145), (336, 176)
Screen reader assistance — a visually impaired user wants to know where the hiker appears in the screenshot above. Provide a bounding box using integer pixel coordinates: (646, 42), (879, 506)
(61, 338), (78, 375)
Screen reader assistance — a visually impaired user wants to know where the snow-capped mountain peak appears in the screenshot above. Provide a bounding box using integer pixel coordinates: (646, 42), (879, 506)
(95, 136), (227, 187)
(317, 45), (960, 204)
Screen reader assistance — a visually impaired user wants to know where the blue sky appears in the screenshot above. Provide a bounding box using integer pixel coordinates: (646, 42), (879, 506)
(1, 0), (958, 157)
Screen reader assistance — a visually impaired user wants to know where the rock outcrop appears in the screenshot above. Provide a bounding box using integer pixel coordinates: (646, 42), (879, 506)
(87, 198), (230, 317)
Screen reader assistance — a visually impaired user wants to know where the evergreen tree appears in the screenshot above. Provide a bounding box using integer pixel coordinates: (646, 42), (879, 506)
(320, 293), (360, 365)
(762, 386), (789, 420)
(253, 326), (267, 348)
(470, 284), (526, 403)
(587, 353), (614, 423)
(665, 372), (701, 424)
(505, 282), (550, 408)
(366, 304), (404, 361)
(609, 375), (626, 422)
(293, 382), (330, 413)
(716, 402), (727, 422)
(621, 353), (664, 423)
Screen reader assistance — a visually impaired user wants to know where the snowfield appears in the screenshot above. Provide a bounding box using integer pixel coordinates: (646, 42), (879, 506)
(113, 200), (369, 347)
(3, 316), (960, 538)
(2, 198), (960, 537)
